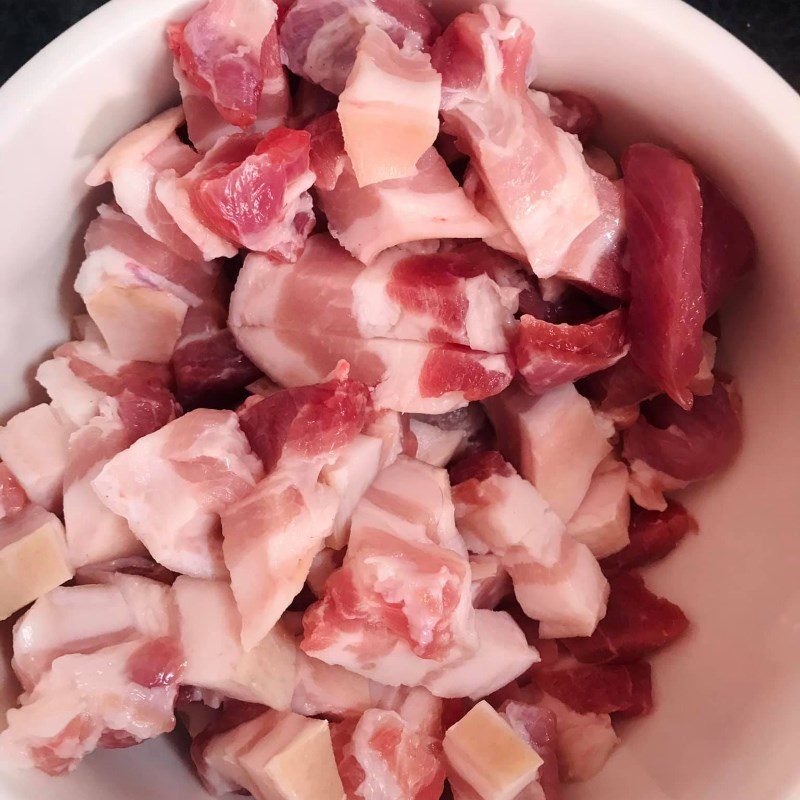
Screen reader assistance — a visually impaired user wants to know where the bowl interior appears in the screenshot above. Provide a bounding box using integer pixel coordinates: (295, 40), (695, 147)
(0, 0), (799, 798)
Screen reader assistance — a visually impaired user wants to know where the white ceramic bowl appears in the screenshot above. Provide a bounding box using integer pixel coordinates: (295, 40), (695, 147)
(1, 0), (799, 798)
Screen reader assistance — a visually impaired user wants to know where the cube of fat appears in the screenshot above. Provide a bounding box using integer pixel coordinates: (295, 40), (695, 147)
(0, 505), (73, 620)
(444, 700), (543, 800)
(239, 713), (345, 800)
(0, 404), (69, 511)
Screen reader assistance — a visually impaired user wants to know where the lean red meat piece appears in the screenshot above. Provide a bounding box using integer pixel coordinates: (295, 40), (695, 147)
(622, 143), (705, 409)
(279, 0), (440, 95)
(514, 310), (629, 395)
(168, 0), (289, 151)
(156, 128), (315, 260)
(432, 6), (599, 278)
(699, 175), (757, 315)
(561, 572), (689, 664)
(601, 501), (698, 574)
(622, 380), (743, 482)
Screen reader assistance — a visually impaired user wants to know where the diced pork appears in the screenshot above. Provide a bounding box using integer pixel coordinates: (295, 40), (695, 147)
(483, 382), (612, 522)
(566, 459), (630, 559)
(0, 405), (70, 512)
(0, 464), (27, 521)
(92, 409), (264, 579)
(338, 25), (441, 187)
(168, 0), (290, 151)
(307, 114), (495, 264)
(279, 0), (440, 95)
(622, 143), (705, 409)
(156, 127), (315, 261)
(85, 107), (203, 259)
(432, 6), (599, 278)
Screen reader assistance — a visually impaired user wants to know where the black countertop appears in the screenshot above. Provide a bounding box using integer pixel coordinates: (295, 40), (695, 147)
(1, 0), (798, 87)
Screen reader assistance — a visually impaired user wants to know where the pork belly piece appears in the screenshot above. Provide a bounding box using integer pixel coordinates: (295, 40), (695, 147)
(505, 535), (609, 640)
(307, 113), (494, 264)
(36, 334), (172, 428)
(601, 500), (697, 574)
(0, 638), (182, 775)
(237, 372), (370, 470)
(483, 382), (612, 522)
(77, 205), (221, 362)
(168, 0), (289, 151)
(12, 576), (174, 692)
(623, 380), (743, 484)
(338, 25), (441, 186)
(92, 409), (264, 579)
(432, 6), (599, 278)
(566, 458), (630, 559)
(622, 143), (705, 409)
(444, 700), (543, 800)
(0, 506), (73, 622)
(222, 465), (338, 649)
(0, 464), (26, 521)
(279, 0), (440, 95)
(332, 688), (445, 800)
(0, 405), (69, 512)
(470, 554), (512, 610)
(537, 693), (618, 783)
(699, 175), (756, 315)
(514, 310), (628, 395)
(501, 701), (561, 800)
(64, 387), (179, 568)
(156, 128), (315, 260)
(230, 236), (520, 353)
(86, 107), (202, 259)
(173, 576), (297, 708)
(450, 450), (563, 567)
(302, 457), (478, 687)
(561, 571), (689, 664)
(534, 659), (652, 718)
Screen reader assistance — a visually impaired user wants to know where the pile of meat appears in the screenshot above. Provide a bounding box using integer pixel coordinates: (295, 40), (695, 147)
(0, 0), (754, 798)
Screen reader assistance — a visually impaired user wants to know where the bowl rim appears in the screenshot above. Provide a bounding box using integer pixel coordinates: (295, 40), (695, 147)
(0, 0), (799, 147)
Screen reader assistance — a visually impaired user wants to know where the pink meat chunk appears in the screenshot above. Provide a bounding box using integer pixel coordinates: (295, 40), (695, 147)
(501, 701), (561, 800)
(338, 25), (441, 187)
(0, 638), (182, 775)
(622, 143), (705, 410)
(432, 6), (600, 278)
(514, 310), (629, 395)
(553, 171), (628, 299)
(561, 571), (689, 664)
(535, 659), (652, 718)
(0, 463), (27, 521)
(0, 405), (70, 513)
(229, 235), (519, 354)
(623, 379), (742, 483)
(237, 373), (371, 473)
(565, 458), (630, 560)
(85, 107), (203, 260)
(221, 465), (338, 650)
(699, 175), (756, 315)
(307, 113), (495, 265)
(450, 450), (564, 567)
(168, 0), (289, 151)
(279, 0), (440, 95)
(77, 205), (221, 362)
(601, 500), (698, 574)
(301, 456), (478, 687)
(155, 128), (315, 261)
(483, 382), (612, 522)
(537, 693), (618, 783)
(332, 688), (445, 800)
(11, 576), (174, 692)
(92, 409), (264, 579)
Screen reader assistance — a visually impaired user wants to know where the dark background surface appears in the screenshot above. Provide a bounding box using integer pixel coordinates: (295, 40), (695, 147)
(0, 0), (798, 88)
